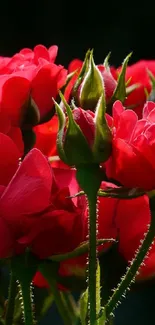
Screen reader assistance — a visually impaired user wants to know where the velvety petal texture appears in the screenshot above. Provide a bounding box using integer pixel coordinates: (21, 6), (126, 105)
(106, 100), (155, 190)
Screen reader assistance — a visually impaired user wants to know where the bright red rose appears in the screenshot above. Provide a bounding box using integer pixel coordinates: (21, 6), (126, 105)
(106, 100), (155, 190)
(0, 149), (86, 259)
(0, 45), (67, 125)
(119, 60), (155, 117)
(97, 182), (154, 280)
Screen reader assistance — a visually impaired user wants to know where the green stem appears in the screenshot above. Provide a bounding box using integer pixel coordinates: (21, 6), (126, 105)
(105, 215), (155, 318)
(62, 292), (79, 323)
(20, 282), (35, 325)
(5, 272), (17, 325)
(87, 193), (97, 325)
(49, 279), (73, 325)
(76, 165), (102, 325)
(39, 264), (72, 325)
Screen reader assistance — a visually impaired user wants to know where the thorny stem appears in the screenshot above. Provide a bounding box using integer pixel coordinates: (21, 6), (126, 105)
(19, 282), (36, 325)
(105, 212), (155, 318)
(76, 165), (102, 325)
(5, 272), (17, 325)
(87, 193), (98, 325)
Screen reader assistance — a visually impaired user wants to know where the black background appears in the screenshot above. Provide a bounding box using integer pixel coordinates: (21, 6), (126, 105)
(1, 2), (155, 324)
(1, 0), (155, 68)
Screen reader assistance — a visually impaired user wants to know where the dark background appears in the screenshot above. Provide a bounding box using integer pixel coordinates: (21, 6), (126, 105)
(1, 0), (155, 68)
(1, 1), (155, 324)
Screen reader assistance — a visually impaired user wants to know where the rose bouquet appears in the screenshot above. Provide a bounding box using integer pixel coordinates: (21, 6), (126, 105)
(0, 44), (155, 325)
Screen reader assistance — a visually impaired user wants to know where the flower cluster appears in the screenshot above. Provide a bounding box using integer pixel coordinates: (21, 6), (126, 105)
(1, 44), (155, 324)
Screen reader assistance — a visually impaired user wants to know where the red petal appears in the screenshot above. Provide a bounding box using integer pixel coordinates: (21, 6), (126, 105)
(0, 149), (53, 223)
(33, 272), (49, 288)
(0, 75), (30, 125)
(31, 63), (66, 118)
(117, 195), (150, 263)
(34, 115), (58, 156)
(116, 109), (138, 142)
(0, 133), (20, 185)
(48, 45), (58, 62)
(110, 138), (155, 189)
(8, 127), (24, 155)
(34, 45), (50, 64)
(28, 209), (84, 258)
(68, 59), (83, 73)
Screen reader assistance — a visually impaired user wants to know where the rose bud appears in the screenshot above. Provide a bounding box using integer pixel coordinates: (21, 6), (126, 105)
(54, 92), (112, 167)
(67, 52), (132, 116)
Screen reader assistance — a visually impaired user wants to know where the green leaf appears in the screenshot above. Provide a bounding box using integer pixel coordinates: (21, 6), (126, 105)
(48, 239), (115, 262)
(93, 94), (112, 163)
(103, 52), (111, 71)
(54, 99), (68, 164)
(39, 262), (72, 325)
(60, 70), (78, 94)
(73, 49), (91, 95)
(79, 288), (88, 325)
(40, 293), (54, 317)
(79, 52), (104, 110)
(111, 53), (132, 103)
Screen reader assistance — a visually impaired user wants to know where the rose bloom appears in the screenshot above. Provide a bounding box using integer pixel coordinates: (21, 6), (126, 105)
(119, 60), (155, 117)
(0, 45), (67, 125)
(0, 148), (86, 259)
(106, 100), (155, 190)
(97, 182), (154, 280)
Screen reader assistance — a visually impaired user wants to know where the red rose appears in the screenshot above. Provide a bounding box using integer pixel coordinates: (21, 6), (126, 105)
(106, 100), (155, 190)
(0, 45), (67, 125)
(97, 182), (153, 280)
(119, 60), (155, 117)
(0, 149), (86, 259)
